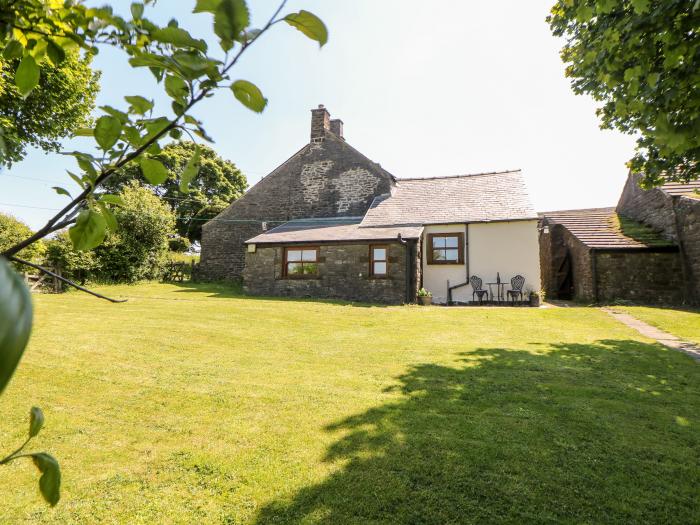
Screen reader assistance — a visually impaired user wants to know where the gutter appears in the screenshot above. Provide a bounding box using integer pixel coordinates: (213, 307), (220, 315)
(397, 233), (413, 304)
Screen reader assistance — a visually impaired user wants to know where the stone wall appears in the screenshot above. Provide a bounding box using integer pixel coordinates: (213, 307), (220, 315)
(540, 223), (594, 302)
(675, 196), (700, 301)
(617, 172), (678, 239)
(617, 172), (700, 303)
(595, 250), (684, 304)
(242, 242), (411, 304)
(200, 126), (395, 280)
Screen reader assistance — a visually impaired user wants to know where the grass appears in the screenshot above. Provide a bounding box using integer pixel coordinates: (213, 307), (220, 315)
(1, 283), (698, 524)
(618, 305), (700, 345)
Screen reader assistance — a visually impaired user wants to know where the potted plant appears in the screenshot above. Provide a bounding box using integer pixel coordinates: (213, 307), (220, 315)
(529, 290), (542, 307)
(417, 288), (432, 305)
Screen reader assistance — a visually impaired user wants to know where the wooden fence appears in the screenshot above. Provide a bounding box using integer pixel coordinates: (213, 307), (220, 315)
(23, 266), (63, 293)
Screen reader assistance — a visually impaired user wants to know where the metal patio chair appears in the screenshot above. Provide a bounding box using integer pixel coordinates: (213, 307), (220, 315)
(470, 275), (489, 304)
(507, 274), (525, 304)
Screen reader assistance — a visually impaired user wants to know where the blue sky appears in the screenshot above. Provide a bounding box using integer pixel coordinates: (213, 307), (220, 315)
(1, 0), (638, 229)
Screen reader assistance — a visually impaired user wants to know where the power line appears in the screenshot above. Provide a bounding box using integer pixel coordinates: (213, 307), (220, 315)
(0, 201), (283, 223)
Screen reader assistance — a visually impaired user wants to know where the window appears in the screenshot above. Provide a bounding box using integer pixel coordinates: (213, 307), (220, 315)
(370, 245), (388, 277)
(284, 247), (319, 277)
(427, 233), (464, 264)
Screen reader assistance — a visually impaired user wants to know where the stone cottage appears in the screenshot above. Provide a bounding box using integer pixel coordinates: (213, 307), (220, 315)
(200, 105), (541, 304)
(539, 173), (699, 304)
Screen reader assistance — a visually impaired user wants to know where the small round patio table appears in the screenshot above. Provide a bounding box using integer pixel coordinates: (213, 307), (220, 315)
(486, 282), (505, 303)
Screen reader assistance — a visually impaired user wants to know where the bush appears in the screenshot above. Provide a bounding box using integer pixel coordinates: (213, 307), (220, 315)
(0, 213), (45, 269)
(45, 233), (100, 284)
(168, 235), (191, 253)
(93, 182), (176, 282)
(45, 183), (176, 284)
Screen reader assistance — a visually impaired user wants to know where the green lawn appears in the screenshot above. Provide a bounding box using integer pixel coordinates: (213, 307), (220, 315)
(1, 283), (698, 524)
(619, 305), (700, 345)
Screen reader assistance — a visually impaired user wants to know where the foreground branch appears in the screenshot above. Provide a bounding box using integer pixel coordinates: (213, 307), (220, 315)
(10, 257), (127, 303)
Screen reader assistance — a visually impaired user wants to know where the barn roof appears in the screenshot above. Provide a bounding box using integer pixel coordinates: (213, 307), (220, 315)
(661, 179), (700, 198)
(539, 207), (676, 250)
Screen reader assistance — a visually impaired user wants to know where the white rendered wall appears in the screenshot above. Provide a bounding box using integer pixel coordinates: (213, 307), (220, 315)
(421, 224), (469, 304)
(421, 220), (541, 304)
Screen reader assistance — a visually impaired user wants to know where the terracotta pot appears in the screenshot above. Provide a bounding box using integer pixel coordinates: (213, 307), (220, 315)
(418, 296), (432, 306)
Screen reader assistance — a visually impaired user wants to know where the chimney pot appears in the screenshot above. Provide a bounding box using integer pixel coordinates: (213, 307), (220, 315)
(330, 119), (344, 139)
(310, 105), (330, 142)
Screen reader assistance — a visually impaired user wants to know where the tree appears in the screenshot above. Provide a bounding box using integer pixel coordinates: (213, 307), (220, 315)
(0, 52), (100, 166)
(0, 0), (327, 506)
(94, 182), (176, 282)
(548, 0), (699, 187)
(102, 141), (247, 243)
(0, 213), (45, 266)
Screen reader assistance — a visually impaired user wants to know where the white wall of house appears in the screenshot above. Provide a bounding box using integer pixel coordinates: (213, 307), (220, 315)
(421, 220), (541, 304)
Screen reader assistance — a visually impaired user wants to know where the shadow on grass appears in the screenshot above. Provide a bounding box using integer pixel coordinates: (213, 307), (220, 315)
(170, 281), (392, 308)
(253, 340), (700, 524)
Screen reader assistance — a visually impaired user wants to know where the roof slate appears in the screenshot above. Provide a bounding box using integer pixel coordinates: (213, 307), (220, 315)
(540, 207), (675, 249)
(661, 179), (700, 198)
(360, 170), (537, 227)
(245, 217), (423, 244)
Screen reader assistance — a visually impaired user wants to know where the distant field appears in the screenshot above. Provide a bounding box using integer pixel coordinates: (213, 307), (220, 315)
(1, 283), (698, 524)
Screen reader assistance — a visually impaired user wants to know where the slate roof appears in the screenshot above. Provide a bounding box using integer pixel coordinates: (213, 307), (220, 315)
(245, 217), (423, 244)
(360, 170), (537, 227)
(540, 207), (675, 249)
(661, 179), (700, 198)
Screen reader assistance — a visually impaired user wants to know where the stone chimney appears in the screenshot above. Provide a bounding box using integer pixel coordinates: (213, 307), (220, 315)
(310, 104), (330, 143)
(330, 118), (344, 140)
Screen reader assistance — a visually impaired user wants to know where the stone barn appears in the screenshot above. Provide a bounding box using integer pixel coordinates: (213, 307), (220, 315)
(200, 105), (542, 304)
(539, 174), (699, 305)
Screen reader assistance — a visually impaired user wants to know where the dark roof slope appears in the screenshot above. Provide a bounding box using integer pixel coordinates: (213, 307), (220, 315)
(540, 207), (676, 249)
(246, 217), (422, 244)
(361, 170), (537, 227)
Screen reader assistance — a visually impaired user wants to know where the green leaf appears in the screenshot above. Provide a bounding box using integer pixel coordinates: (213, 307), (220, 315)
(3, 39), (23, 60)
(630, 0), (650, 14)
(15, 55), (40, 98)
(73, 127), (93, 137)
(94, 116), (122, 151)
(29, 406), (44, 438)
(0, 258), (33, 394)
(193, 0), (221, 13)
(100, 105), (129, 124)
(99, 194), (125, 206)
(46, 40), (65, 66)
(96, 202), (118, 233)
(124, 95), (153, 115)
(214, 0), (249, 42)
(139, 157), (169, 185)
(152, 27), (207, 52)
(165, 75), (189, 100)
(52, 187), (71, 197)
(284, 10), (328, 47)
(31, 453), (61, 506)
(131, 2), (144, 19)
(69, 209), (107, 251)
(67, 171), (86, 189)
(123, 126), (143, 147)
(231, 79), (267, 113)
(179, 145), (201, 193)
